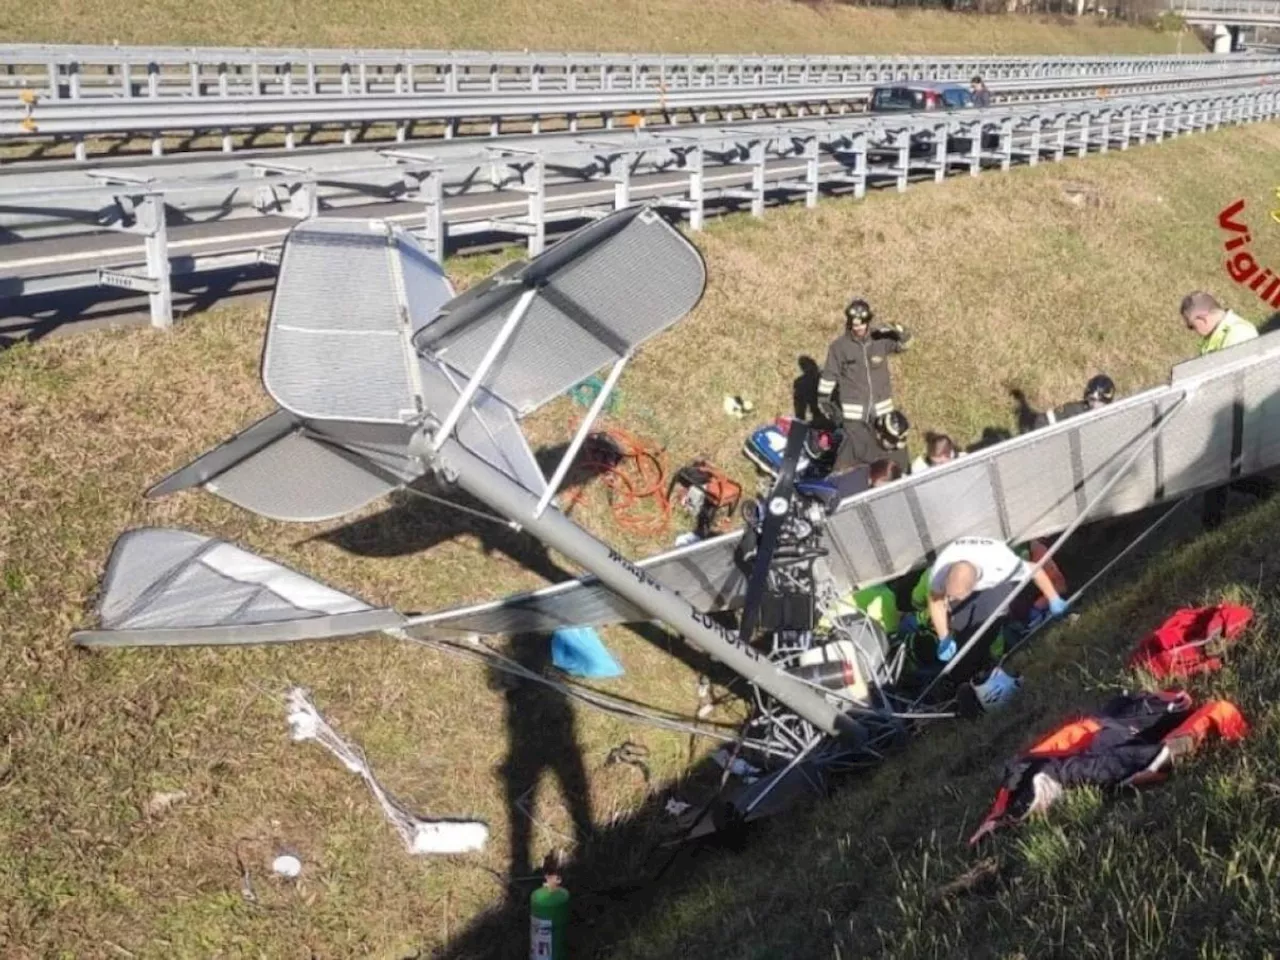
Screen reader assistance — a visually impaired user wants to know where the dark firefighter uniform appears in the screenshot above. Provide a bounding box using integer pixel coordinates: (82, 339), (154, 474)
(1029, 375), (1116, 431)
(834, 417), (912, 474)
(817, 324), (911, 427)
(1030, 399), (1090, 430)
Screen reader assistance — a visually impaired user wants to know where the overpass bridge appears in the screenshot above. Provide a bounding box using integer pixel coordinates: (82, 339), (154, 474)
(1169, 0), (1280, 50)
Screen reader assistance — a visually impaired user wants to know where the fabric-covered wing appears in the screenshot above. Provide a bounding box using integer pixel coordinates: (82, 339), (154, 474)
(414, 332), (1280, 635)
(414, 205), (707, 416)
(73, 528), (403, 647)
(412, 531), (748, 635)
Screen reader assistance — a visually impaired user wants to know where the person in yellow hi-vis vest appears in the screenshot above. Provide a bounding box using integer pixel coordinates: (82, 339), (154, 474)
(1180, 291), (1258, 356)
(1179, 291), (1270, 529)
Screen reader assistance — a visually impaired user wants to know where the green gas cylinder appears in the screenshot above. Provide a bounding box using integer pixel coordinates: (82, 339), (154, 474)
(530, 875), (569, 959)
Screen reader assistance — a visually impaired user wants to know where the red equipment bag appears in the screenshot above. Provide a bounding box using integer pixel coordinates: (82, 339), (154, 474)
(1128, 605), (1253, 680)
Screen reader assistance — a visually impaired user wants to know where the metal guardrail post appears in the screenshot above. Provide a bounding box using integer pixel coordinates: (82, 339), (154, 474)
(1115, 106), (1132, 150)
(613, 152), (631, 209)
(998, 117), (1015, 170)
(748, 138), (766, 218)
(895, 133), (910, 192)
(801, 134), (820, 208)
(687, 141), (705, 230)
(94, 189), (173, 328)
(930, 120), (948, 183)
(1075, 111), (1090, 157)
(526, 152), (546, 255)
(1025, 114), (1043, 165)
(248, 160), (319, 219)
(382, 148), (446, 260)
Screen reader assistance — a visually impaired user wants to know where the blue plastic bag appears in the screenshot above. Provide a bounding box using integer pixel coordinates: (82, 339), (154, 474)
(551, 626), (624, 679)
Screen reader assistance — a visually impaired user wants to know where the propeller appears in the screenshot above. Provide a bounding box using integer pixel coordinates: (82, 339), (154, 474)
(738, 419), (810, 644)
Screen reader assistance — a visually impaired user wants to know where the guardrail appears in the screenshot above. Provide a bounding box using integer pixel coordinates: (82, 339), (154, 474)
(1169, 0), (1280, 14)
(3, 80), (1276, 331)
(4, 56), (1276, 161)
(3, 44), (1271, 102)
(0, 67), (1274, 243)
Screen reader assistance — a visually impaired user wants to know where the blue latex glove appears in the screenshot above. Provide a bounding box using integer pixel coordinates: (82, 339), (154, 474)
(1048, 596), (1070, 619)
(898, 612), (919, 636)
(936, 634), (958, 662)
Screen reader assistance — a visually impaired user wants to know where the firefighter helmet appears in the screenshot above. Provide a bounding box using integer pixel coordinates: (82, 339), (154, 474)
(876, 410), (910, 449)
(844, 298), (874, 331)
(1084, 374), (1115, 406)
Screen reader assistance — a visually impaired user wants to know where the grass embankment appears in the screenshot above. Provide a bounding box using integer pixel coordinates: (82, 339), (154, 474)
(613, 498), (1280, 960)
(1, 0), (1196, 54)
(3, 122), (1280, 957)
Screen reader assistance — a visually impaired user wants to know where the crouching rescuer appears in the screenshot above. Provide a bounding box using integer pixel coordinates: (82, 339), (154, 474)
(925, 537), (1069, 692)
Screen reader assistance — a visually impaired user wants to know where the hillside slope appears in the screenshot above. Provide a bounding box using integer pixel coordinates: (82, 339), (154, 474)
(610, 496), (1280, 959)
(4, 120), (1280, 957)
(1, 0), (1199, 55)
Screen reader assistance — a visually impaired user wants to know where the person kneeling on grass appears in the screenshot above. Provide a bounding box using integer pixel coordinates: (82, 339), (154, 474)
(924, 536), (1069, 685)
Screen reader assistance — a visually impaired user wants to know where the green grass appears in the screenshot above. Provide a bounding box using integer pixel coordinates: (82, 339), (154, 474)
(0, 0), (1198, 54)
(609, 498), (1280, 960)
(4, 121), (1280, 956)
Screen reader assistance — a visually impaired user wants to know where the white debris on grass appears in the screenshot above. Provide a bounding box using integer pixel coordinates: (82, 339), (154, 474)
(272, 854), (302, 878)
(285, 687), (489, 856)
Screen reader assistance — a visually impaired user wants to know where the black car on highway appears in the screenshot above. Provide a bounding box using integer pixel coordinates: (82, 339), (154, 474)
(868, 83), (976, 114)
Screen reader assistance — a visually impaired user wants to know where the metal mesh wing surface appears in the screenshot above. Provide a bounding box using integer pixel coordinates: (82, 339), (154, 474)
(73, 528), (403, 647)
(413, 205), (707, 415)
(145, 410), (425, 523)
(262, 218), (454, 425)
(411, 332), (1280, 634)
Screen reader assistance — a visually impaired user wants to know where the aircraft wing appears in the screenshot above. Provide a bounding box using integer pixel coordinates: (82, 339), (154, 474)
(415, 331), (1280, 634)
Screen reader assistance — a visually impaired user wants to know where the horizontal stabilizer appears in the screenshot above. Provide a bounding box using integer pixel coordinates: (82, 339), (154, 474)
(415, 205), (707, 416)
(73, 528), (403, 648)
(146, 411), (423, 522)
(145, 388), (541, 522)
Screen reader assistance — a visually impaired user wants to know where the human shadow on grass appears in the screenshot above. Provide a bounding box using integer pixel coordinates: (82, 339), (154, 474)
(429, 641), (826, 960)
(793, 355), (822, 423)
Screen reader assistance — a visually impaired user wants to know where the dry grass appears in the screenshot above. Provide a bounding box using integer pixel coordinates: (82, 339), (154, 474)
(0, 0), (1196, 54)
(4, 123), (1280, 957)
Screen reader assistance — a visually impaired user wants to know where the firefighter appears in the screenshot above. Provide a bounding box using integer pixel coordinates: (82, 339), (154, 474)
(1029, 374), (1116, 430)
(816, 298), (911, 435)
(834, 409), (912, 474)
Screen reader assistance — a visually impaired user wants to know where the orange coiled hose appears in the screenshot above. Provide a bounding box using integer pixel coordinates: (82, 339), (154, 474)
(561, 420), (673, 537)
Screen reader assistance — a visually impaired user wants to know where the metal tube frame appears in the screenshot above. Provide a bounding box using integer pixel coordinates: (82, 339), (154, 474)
(429, 285), (538, 454)
(432, 435), (866, 745)
(533, 351), (631, 518)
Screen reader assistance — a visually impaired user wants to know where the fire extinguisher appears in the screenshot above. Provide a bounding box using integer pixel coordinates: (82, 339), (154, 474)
(530, 871), (569, 959)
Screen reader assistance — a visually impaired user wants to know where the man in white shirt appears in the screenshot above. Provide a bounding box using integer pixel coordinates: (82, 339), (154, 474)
(926, 536), (1069, 680)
